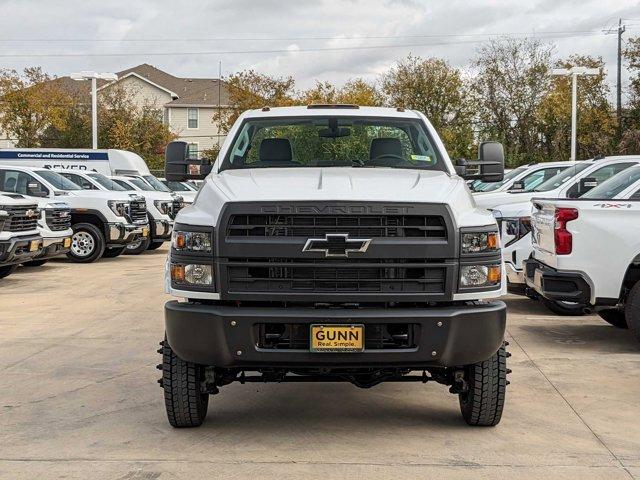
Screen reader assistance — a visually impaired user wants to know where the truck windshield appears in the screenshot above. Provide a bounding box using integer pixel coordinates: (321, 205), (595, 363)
(220, 116), (446, 172)
(35, 170), (81, 190)
(476, 166), (527, 192)
(533, 163), (591, 192)
(87, 173), (126, 191)
(582, 166), (640, 199)
(142, 175), (171, 192)
(127, 177), (154, 191)
(163, 180), (191, 191)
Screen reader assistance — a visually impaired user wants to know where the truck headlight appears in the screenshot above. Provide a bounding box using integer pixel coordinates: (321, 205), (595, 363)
(154, 200), (171, 215)
(108, 200), (127, 217)
(460, 264), (501, 288)
(461, 231), (499, 254)
(171, 263), (213, 286)
(172, 230), (212, 253)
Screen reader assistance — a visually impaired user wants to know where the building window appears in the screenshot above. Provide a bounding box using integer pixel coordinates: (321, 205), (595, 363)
(187, 143), (199, 159)
(187, 108), (198, 129)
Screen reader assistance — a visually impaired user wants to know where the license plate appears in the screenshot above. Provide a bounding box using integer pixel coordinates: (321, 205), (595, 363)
(29, 240), (41, 252)
(142, 228), (149, 237)
(310, 324), (364, 352)
(63, 237), (71, 248)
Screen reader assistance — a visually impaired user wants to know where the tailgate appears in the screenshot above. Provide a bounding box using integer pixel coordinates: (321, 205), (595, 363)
(531, 200), (557, 258)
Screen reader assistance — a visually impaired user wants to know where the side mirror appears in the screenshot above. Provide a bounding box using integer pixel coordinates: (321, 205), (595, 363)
(579, 177), (598, 193)
(509, 180), (525, 192)
(165, 141), (213, 181)
(459, 141), (505, 182)
(454, 158), (468, 176)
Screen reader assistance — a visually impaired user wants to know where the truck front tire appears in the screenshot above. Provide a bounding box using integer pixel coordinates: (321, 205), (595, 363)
(124, 236), (151, 255)
(67, 223), (105, 263)
(160, 339), (209, 428)
(22, 260), (48, 267)
(0, 264), (18, 279)
(459, 343), (507, 426)
(625, 281), (640, 342)
(102, 246), (126, 258)
(147, 240), (164, 251)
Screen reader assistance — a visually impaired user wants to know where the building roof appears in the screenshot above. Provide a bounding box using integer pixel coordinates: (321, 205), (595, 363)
(53, 63), (229, 107)
(115, 63), (229, 107)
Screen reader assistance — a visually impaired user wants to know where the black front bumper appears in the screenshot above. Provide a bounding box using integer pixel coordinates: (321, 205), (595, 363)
(165, 301), (506, 368)
(0, 234), (43, 266)
(524, 258), (591, 304)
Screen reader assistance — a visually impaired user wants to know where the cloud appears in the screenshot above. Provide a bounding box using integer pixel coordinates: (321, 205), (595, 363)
(0, 0), (637, 95)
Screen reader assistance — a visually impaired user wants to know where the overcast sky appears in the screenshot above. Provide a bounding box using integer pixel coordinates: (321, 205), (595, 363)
(0, 0), (639, 96)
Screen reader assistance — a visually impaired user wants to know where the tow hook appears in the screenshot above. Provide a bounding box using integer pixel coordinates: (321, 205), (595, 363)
(202, 367), (219, 395)
(450, 370), (468, 394)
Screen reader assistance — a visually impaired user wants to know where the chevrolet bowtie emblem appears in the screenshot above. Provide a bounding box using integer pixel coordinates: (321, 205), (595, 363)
(302, 233), (371, 258)
(25, 209), (37, 218)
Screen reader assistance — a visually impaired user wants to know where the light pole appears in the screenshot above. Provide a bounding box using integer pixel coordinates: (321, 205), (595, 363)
(70, 71), (118, 149)
(550, 67), (601, 161)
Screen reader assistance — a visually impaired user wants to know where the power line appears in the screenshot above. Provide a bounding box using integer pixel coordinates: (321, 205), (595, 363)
(0, 29), (603, 43)
(0, 31), (608, 59)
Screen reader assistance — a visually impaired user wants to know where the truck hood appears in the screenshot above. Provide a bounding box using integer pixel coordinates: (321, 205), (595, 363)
(473, 190), (537, 209)
(65, 190), (143, 202)
(211, 167), (459, 203)
(490, 200), (533, 219)
(178, 167), (496, 229)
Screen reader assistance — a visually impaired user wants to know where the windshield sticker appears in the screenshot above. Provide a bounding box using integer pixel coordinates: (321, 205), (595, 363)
(410, 155), (434, 163)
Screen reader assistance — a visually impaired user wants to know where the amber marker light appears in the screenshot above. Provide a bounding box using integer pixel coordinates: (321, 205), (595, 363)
(487, 265), (501, 284)
(171, 264), (185, 283)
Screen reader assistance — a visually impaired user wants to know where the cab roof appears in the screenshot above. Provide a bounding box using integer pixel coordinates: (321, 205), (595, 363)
(242, 105), (422, 119)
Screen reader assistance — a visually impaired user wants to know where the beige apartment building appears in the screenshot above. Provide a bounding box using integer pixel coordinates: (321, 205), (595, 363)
(1, 63), (230, 158)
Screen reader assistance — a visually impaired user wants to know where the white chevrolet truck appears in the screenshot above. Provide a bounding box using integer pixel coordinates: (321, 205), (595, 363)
(0, 166), (149, 262)
(0, 193), (43, 278)
(525, 165), (640, 340)
(158, 105), (511, 428)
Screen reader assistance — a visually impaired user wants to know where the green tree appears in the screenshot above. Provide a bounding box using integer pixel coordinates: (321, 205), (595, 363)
(214, 70), (296, 134)
(622, 36), (640, 154)
(0, 67), (75, 147)
(380, 55), (474, 160)
(537, 55), (615, 160)
(298, 78), (382, 106)
(472, 39), (552, 166)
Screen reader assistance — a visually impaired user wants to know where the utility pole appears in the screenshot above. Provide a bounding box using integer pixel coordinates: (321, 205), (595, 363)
(605, 19), (626, 138)
(551, 67), (602, 161)
(70, 71), (118, 149)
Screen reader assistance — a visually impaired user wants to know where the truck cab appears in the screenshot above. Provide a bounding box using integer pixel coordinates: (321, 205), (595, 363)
(157, 105), (511, 428)
(0, 166), (149, 262)
(0, 193), (43, 278)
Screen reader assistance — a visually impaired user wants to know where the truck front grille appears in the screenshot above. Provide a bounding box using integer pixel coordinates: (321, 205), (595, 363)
(127, 200), (147, 223)
(45, 208), (71, 231)
(227, 259), (446, 294)
(2, 205), (38, 232)
(256, 323), (419, 350)
(228, 214), (447, 239)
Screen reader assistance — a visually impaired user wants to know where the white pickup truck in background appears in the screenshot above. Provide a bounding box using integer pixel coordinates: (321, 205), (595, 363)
(490, 156), (640, 315)
(524, 188), (640, 342)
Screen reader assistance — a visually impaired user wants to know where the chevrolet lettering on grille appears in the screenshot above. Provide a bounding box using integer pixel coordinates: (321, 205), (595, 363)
(302, 233), (372, 258)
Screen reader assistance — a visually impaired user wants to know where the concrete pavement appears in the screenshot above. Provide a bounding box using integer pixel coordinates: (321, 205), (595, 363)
(1, 247), (638, 479)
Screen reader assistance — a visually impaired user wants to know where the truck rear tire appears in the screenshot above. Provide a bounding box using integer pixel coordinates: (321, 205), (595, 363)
(598, 309), (628, 329)
(0, 264), (18, 279)
(160, 339), (209, 428)
(67, 223), (105, 263)
(542, 299), (585, 316)
(102, 246), (126, 258)
(459, 343), (507, 426)
(625, 281), (640, 342)
(124, 236), (151, 255)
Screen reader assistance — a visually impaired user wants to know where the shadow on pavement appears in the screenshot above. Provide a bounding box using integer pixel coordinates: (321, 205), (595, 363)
(518, 322), (640, 354)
